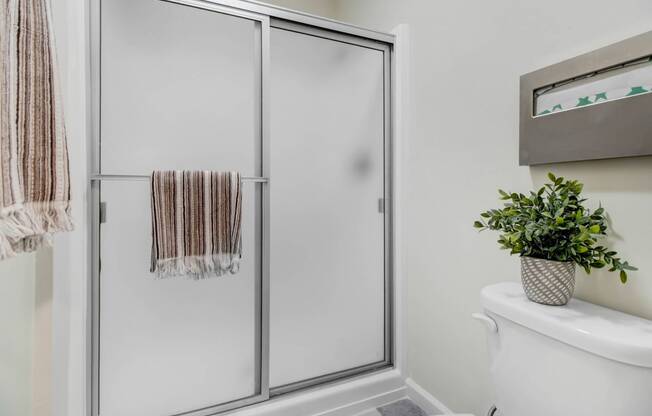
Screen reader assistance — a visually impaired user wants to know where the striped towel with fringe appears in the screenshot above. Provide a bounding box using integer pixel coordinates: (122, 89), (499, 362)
(150, 171), (243, 279)
(0, 0), (73, 260)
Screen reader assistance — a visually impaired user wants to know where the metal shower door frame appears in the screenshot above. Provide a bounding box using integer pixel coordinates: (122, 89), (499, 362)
(88, 0), (395, 415)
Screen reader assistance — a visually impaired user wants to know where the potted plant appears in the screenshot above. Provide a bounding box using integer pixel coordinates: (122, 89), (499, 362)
(474, 173), (636, 306)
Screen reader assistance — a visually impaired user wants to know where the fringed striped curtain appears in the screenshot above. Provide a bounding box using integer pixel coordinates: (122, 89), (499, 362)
(0, 0), (72, 260)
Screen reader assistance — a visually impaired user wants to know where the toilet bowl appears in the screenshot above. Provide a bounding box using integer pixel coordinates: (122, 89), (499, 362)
(474, 282), (652, 416)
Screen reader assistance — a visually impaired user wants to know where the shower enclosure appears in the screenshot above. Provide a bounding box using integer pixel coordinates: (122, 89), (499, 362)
(89, 1), (394, 415)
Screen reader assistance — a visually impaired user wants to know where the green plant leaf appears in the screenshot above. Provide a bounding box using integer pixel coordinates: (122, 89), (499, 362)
(474, 173), (636, 284)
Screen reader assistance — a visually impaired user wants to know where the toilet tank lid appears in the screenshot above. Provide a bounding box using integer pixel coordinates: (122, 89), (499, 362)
(482, 282), (652, 368)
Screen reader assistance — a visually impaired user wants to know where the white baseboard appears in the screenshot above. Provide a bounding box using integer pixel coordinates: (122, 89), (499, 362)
(229, 369), (406, 416)
(405, 378), (454, 415)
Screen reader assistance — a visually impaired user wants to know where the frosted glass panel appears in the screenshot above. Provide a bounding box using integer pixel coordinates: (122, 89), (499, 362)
(269, 29), (386, 388)
(99, 181), (260, 416)
(100, 0), (258, 174)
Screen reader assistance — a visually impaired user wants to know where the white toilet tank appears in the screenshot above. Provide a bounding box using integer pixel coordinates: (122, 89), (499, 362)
(478, 282), (652, 416)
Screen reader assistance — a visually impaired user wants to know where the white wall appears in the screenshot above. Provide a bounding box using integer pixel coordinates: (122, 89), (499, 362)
(0, 255), (35, 416)
(259, 0), (338, 18)
(1, 252), (55, 416)
(327, 1), (652, 415)
(0, 249), (51, 416)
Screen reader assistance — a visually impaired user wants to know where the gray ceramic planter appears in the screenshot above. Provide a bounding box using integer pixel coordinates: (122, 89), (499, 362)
(520, 256), (575, 306)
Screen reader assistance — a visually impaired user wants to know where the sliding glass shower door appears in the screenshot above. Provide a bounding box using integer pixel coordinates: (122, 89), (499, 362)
(96, 1), (266, 415)
(269, 26), (389, 391)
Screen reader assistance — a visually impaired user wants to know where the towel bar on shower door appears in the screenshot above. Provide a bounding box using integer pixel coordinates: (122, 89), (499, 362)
(90, 174), (269, 183)
(91, 174), (268, 224)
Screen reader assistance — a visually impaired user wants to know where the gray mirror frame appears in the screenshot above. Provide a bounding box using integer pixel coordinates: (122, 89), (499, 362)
(520, 30), (652, 165)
